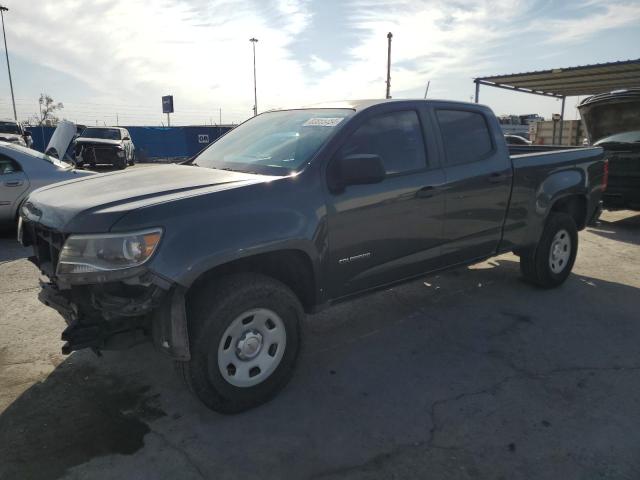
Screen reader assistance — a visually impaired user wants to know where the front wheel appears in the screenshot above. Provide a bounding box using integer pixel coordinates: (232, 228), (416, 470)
(176, 273), (303, 413)
(520, 212), (578, 288)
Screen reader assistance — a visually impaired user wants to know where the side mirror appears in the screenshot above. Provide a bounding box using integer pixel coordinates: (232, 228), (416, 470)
(24, 130), (32, 137)
(329, 153), (385, 192)
(123, 136), (130, 140)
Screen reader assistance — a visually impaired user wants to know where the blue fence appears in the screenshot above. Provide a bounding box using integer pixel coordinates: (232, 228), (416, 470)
(28, 125), (233, 161)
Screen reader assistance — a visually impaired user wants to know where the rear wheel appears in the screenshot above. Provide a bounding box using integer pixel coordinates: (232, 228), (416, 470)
(520, 212), (578, 288)
(176, 273), (303, 413)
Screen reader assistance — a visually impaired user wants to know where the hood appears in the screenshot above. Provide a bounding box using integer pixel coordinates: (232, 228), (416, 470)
(45, 120), (76, 158)
(0, 133), (24, 144)
(22, 164), (278, 231)
(578, 89), (640, 144)
(75, 137), (122, 146)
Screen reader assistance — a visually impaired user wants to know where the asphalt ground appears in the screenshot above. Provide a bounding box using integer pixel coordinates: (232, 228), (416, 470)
(1, 201), (639, 479)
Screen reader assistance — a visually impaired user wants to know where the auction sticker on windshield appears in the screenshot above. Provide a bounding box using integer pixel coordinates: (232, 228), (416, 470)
(303, 117), (344, 127)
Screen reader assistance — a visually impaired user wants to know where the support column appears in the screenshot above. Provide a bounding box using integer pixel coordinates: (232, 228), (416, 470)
(474, 80), (480, 103)
(558, 96), (566, 145)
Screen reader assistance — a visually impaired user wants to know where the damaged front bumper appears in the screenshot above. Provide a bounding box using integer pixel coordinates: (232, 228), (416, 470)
(20, 218), (190, 360)
(38, 273), (191, 360)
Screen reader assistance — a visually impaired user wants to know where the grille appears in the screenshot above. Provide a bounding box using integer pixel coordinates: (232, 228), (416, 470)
(78, 145), (118, 163)
(26, 222), (67, 277)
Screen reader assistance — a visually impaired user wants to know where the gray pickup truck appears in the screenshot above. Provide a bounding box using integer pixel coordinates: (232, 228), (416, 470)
(19, 99), (606, 413)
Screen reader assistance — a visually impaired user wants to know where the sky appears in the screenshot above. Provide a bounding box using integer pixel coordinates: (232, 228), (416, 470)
(0, 0), (638, 126)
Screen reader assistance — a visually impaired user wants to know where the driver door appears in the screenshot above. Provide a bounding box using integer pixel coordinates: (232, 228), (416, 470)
(326, 107), (446, 298)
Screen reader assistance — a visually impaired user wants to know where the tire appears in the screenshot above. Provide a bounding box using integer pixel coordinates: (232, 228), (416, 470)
(129, 151), (136, 166)
(116, 157), (127, 170)
(519, 212), (578, 288)
(176, 273), (303, 413)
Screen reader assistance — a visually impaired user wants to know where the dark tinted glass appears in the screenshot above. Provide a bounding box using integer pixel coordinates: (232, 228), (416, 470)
(80, 128), (121, 140)
(436, 110), (493, 165)
(0, 122), (20, 134)
(339, 110), (427, 174)
(0, 154), (20, 174)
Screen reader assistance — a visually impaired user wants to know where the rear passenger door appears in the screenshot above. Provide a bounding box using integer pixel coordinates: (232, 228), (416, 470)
(327, 106), (446, 298)
(434, 108), (512, 264)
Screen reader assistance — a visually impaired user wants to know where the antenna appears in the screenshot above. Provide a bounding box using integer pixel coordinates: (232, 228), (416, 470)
(424, 81), (430, 99)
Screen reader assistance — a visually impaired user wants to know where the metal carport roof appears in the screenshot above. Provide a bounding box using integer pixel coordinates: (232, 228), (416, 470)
(474, 59), (640, 99)
(473, 59), (640, 142)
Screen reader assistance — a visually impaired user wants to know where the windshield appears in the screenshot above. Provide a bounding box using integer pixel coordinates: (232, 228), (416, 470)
(80, 128), (121, 140)
(193, 109), (354, 174)
(0, 122), (20, 134)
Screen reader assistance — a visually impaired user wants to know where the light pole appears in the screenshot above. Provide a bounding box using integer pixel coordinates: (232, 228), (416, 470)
(249, 37), (258, 116)
(385, 32), (392, 99)
(0, 6), (17, 121)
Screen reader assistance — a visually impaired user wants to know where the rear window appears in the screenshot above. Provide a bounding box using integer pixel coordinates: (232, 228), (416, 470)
(436, 110), (493, 165)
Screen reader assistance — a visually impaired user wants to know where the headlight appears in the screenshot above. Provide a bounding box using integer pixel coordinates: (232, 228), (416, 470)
(57, 228), (162, 275)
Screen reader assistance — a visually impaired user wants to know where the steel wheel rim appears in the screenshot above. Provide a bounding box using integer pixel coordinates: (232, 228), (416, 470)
(549, 229), (571, 274)
(217, 308), (287, 388)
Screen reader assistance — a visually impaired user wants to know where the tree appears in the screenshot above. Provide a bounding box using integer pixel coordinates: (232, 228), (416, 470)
(38, 93), (64, 126)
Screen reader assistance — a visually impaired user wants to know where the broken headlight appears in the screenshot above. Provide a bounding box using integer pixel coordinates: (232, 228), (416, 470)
(57, 228), (162, 275)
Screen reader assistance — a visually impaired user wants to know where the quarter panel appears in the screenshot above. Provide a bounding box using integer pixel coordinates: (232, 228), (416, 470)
(501, 147), (604, 250)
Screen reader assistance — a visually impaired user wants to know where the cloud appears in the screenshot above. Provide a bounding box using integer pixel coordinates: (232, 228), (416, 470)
(538, 0), (640, 44)
(2, 0), (638, 124)
(308, 54), (331, 72)
(4, 0), (314, 122)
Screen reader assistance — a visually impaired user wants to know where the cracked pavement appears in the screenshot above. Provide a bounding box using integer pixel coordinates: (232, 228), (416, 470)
(1, 210), (639, 479)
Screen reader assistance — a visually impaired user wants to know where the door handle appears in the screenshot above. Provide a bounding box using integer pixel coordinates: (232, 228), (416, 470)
(487, 172), (507, 183)
(417, 186), (436, 198)
(4, 180), (23, 187)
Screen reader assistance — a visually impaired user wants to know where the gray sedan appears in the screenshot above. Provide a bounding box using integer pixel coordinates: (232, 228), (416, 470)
(0, 142), (94, 226)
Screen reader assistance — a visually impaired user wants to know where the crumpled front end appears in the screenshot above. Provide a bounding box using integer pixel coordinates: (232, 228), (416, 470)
(19, 216), (190, 360)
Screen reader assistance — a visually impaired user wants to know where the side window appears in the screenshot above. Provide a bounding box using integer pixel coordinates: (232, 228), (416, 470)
(339, 110), (427, 175)
(436, 110), (493, 165)
(0, 154), (21, 175)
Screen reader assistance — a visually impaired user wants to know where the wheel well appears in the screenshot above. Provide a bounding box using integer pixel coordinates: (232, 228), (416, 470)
(551, 195), (587, 230)
(188, 250), (317, 312)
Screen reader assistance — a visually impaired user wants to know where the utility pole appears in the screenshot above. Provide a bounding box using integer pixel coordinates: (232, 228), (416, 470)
(219, 107), (222, 125)
(0, 6), (17, 121)
(423, 80), (430, 99)
(385, 32), (393, 99)
(250, 37), (258, 116)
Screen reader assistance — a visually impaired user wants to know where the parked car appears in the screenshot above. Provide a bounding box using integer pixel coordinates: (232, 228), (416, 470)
(19, 99), (606, 413)
(578, 88), (640, 210)
(504, 134), (531, 145)
(75, 127), (135, 169)
(0, 119), (33, 148)
(0, 142), (93, 227)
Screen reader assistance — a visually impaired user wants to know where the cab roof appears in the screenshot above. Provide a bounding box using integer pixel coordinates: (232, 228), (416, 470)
(301, 98), (484, 111)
